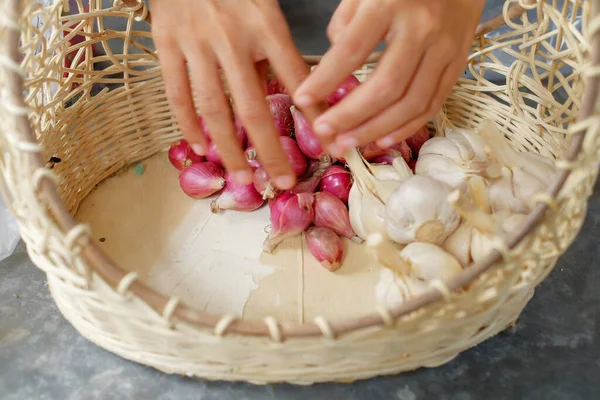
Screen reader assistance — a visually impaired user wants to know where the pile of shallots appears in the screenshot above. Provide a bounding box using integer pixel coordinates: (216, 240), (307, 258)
(167, 75), (429, 272)
(351, 119), (557, 301)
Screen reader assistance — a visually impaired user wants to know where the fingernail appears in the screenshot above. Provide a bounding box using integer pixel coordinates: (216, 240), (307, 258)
(274, 174), (295, 190)
(314, 121), (335, 136)
(378, 136), (395, 149)
(294, 94), (313, 108)
(338, 135), (359, 148)
(191, 143), (205, 155)
(233, 170), (253, 185)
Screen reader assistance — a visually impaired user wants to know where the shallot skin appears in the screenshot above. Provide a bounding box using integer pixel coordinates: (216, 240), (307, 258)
(267, 77), (287, 95)
(279, 136), (308, 177)
(246, 136), (308, 178)
(313, 191), (355, 239)
(326, 75), (360, 105)
(253, 167), (278, 199)
(179, 162), (225, 199)
(405, 126), (430, 157)
(267, 94), (294, 137)
(263, 192), (315, 253)
(168, 139), (204, 170)
(305, 226), (344, 272)
(318, 165), (352, 204)
(291, 106), (324, 160)
(211, 172), (265, 213)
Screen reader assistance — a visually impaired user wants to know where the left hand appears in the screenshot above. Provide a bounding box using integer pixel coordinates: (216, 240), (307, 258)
(293, 0), (485, 157)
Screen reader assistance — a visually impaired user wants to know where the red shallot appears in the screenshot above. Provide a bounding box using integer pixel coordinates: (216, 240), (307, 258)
(291, 106), (324, 160)
(263, 192), (315, 253)
(267, 77), (287, 95)
(245, 147), (261, 169)
(361, 141), (411, 163)
(326, 75), (360, 106)
(305, 227), (344, 272)
(179, 162), (225, 199)
(280, 136), (308, 177)
(313, 191), (355, 239)
(253, 167), (278, 200)
(318, 165), (352, 204)
(211, 172), (265, 213)
(245, 136), (307, 178)
(168, 139), (204, 170)
(405, 126), (430, 157)
(267, 94), (294, 137)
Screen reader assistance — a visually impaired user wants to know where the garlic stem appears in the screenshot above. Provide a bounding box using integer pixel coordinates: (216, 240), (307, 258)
(366, 232), (411, 279)
(478, 120), (523, 169)
(467, 176), (491, 214)
(447, 190), (499, 235)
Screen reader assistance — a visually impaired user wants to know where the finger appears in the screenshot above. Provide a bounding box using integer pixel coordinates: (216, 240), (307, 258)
(186, 49), (251, 183)
(334, 50), (451, 150)
(259, 6), (328, 120)
(218, 50), (296, 190)
(327, 0), (361, 43)
(313, 24), (425, 138)
(375, 59), (466, 147)
(294, 2), (390, 110)
(158, 47), (208, 155)
(258, 5), (333, 151)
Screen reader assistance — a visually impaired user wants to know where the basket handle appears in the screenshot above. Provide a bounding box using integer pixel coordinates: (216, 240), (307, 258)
(120, 0), (527, 66)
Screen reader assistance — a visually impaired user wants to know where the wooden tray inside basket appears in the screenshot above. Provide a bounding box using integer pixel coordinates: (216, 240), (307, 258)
(75, 152), (393, 323)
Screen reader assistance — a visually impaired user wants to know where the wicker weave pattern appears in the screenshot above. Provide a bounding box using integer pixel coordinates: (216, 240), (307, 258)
(0, 0), (599, 384)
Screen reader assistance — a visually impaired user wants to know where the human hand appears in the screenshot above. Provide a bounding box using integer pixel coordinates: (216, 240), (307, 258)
(151, 0), (324, 189)
(293, 0), (485, 157)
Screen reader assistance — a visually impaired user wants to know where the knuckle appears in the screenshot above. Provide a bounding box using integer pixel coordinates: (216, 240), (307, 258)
(165, 85), (188, 108)
(197, 97), (227, 119)
(236, 104), (266, 126)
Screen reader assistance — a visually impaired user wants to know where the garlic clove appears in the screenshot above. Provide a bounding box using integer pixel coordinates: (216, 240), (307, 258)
(442, 220), (473, 267)
(348, 182), (368, 240)
(415, 153), (485, 190)
(385, 176), (460, 245)
(361, 189), (388, 236)
(392, 156), (414, 180)
(471, 210), (528, 263)
(420, 137), (468, 161)
(446, 128), (488, 161)
(400, 242), (463, 282)
(369, 164), (403, 181)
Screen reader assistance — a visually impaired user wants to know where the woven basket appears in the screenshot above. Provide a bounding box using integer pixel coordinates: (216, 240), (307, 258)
(1, 0), (599, 384)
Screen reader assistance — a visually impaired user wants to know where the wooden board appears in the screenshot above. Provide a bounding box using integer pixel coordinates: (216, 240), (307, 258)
(76, 152), (387, 323)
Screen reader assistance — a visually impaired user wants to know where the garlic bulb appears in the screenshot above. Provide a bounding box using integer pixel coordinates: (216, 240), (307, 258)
(346, 148), (413, 240)
(478, 120), (556, 213)
(385, 176), (460, 245)
(415, 129), (488, 190)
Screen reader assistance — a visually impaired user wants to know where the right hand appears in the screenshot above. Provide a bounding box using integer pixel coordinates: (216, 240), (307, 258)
(151, 0), (325, 189)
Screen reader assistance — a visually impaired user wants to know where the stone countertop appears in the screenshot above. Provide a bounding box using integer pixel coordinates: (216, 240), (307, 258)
(1, 182), (598, 399)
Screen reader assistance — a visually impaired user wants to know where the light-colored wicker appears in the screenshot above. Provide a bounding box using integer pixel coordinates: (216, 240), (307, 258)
(1, 0), (599, 384)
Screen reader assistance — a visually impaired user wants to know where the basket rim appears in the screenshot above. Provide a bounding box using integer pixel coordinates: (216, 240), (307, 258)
(4, 0), (599, 340)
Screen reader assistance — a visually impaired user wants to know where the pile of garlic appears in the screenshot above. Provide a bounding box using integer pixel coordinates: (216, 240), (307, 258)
(345, 120), (557, 306)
